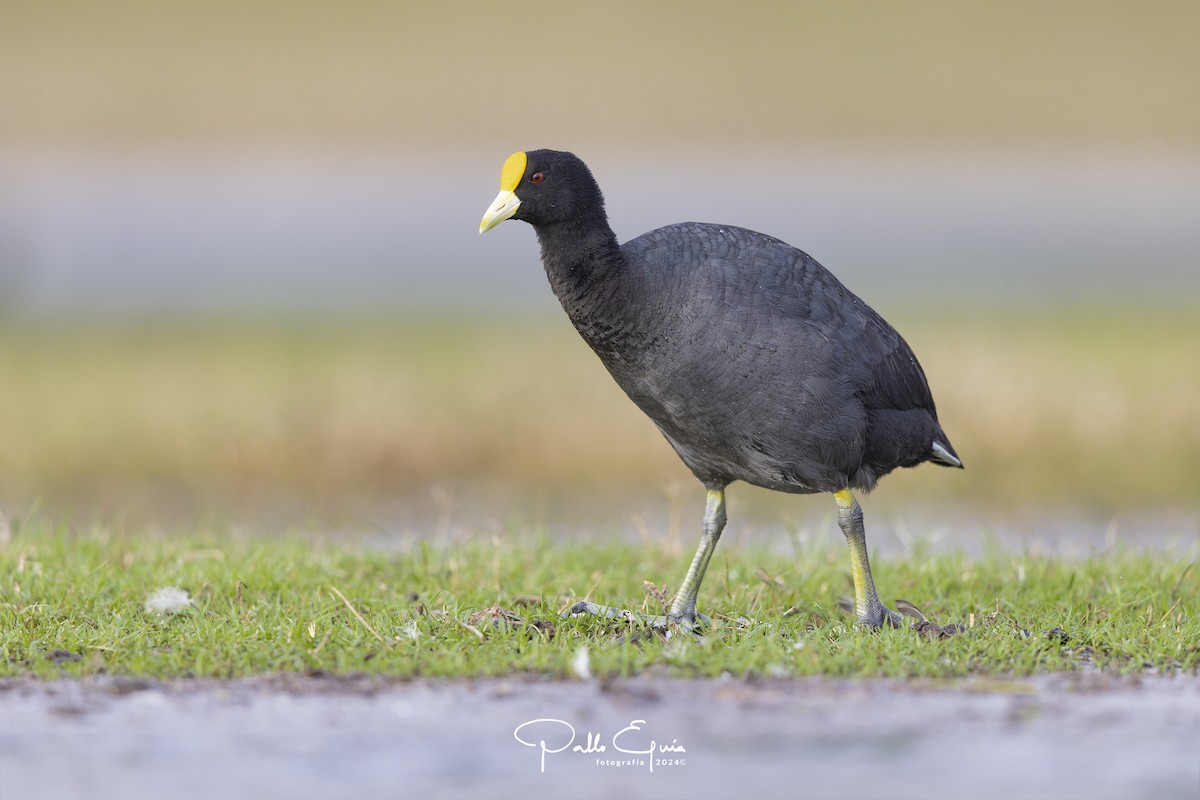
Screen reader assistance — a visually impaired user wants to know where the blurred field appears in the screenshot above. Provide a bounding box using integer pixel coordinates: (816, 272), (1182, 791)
(1, 306), (1196, 524)
(3, 2), (1197, 531)
(2, 1), (1197, 149)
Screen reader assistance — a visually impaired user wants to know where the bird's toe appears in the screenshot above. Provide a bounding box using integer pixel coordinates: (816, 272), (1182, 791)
(569, 600), (600, 616)
(896, 599), (966, 637)
(838, 597), (909, 629)
(568, 600), (705, 632)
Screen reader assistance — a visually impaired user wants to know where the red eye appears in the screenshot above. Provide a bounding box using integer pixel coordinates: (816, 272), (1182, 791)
(530, 172), (545, 183)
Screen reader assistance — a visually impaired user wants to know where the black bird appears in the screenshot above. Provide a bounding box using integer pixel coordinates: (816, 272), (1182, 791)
(479, 150), (962, 629)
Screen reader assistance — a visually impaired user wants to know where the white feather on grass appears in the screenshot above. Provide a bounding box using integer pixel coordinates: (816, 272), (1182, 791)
(144, 586), (194, 614)
(570, 646), (592, 680)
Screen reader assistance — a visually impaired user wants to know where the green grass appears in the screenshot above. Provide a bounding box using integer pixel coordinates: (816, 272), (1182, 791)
(3, 522), (1196, 681)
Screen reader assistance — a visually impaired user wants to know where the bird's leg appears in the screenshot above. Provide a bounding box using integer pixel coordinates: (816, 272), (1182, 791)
(834, 489), (904, 629)
(570, 488), (726, 631)
(665, 487), (726, 625)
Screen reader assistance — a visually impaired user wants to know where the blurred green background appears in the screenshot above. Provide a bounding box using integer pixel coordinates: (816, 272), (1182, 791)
(1, 1), (1196, 536)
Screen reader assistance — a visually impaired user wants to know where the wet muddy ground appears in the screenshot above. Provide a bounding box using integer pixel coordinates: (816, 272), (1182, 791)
(2, 672), (1197, 800)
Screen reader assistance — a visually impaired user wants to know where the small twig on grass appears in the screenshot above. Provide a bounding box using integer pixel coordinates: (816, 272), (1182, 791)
(754, 567), (786, 589)
(235, 581), (251, 625)
(1169, 562), (1194, 603)
(328, 585), (391, 649)
(642, 581), (670, 615)
(1151, 595), (1185, 631)
(311, 627), (333, 656)
(456, 619), (487, 642)
(748, 582), (765, 612)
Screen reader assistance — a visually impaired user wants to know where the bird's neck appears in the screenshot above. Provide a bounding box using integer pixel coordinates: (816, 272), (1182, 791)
(533, 219), (643, 358)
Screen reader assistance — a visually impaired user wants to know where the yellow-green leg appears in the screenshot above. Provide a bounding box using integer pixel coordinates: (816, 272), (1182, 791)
(666, 488), (726, 623)
(570, 488), (726, 630)
(834, 488), (904, 629)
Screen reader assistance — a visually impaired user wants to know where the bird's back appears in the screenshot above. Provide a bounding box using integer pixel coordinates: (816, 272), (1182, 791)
(586, 222), (954, 493)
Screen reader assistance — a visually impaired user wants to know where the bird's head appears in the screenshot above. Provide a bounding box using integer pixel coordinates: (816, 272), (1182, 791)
(479, 149), (605, 233)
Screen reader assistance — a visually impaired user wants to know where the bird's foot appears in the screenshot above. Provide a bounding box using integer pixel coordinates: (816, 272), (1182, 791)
(838, 597), (906, 629)
(838, 598), (966, 636)
(880, 604), (907, 629)
(568, 601), (709, 632)
(896, 600), (967, 638)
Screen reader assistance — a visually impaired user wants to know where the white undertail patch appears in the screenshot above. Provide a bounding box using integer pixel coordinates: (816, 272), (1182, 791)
(930, 440), (962, 468)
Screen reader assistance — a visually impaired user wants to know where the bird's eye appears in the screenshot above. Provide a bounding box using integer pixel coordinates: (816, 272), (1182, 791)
(530, 172), (545, 183)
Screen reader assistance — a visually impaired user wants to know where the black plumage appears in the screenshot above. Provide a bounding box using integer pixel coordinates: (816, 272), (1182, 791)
(480, 149), (961, 629)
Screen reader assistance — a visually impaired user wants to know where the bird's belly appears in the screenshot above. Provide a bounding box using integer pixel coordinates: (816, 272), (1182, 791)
(662, 426), (832, 494)
(625, 385), (842, 494)
(601, 331), (864, 494)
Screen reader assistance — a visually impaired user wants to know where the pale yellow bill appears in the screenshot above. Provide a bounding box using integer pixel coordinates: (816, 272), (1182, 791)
(479, 151), (527, 233)
(479, 188), (520, 233)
